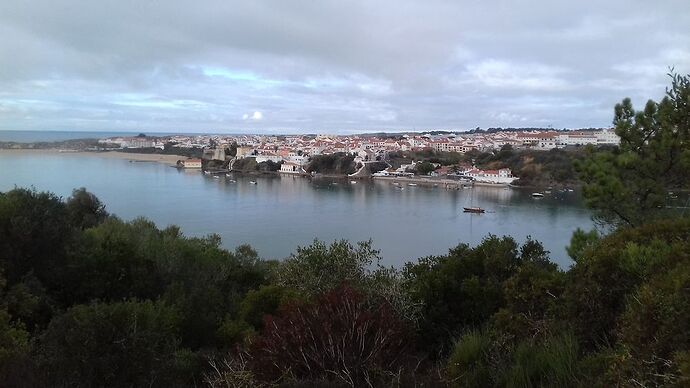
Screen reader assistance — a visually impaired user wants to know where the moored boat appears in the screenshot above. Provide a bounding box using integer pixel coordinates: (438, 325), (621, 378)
(532, 192), (544, 198)
(463, 207), (485, 213)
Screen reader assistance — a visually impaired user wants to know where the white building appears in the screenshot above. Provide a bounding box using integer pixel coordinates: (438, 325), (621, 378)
(596, 129), (620, 145)
(280, 161), (304, 174)
(463, 168), (517, 184)
(179, 158), (202, 169)
(255, 154), (283, 163)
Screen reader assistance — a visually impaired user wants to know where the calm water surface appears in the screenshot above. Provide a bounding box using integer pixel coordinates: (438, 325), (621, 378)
(0, 153), (593, 267)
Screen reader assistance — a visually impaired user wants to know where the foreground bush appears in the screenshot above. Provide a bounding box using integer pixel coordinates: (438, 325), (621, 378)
(247, 285), (409, 386)
(37, 300), (188, 387)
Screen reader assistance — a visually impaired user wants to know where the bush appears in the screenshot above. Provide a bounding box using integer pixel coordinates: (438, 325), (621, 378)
(447, 330), (493, 387)
(247, 285), (410, 386)
(36, 300), (185, 387)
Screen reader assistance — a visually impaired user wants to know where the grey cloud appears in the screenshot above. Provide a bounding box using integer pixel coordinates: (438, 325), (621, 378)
(0, 0), (689, 133)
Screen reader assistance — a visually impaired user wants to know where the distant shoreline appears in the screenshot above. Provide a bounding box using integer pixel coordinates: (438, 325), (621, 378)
(0, 149), (186, 165)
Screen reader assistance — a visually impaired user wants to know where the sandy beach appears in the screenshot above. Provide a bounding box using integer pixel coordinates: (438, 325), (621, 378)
(0, 149), (187, 165)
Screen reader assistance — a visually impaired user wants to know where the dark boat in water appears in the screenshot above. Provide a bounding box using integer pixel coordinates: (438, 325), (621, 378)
(463, 207), (485, 213)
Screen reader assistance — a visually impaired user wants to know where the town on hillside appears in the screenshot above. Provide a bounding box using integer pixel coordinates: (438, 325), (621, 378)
(98, 129), (620, 184)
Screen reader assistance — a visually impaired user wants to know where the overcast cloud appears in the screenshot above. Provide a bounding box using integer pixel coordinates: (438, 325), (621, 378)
(0, 0), (689, 133)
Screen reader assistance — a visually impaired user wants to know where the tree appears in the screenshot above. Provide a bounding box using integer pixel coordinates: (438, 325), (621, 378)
(226, 141), (238, 158)
(576, 72), (690, 227)
(415, 161), (436, 175)
(0, 188), (72, 286)
(561, 218), (690, 351)
(403, 236), (536, 355)
(36, 300), (185, 387)
(275, 239), (380, 297)
(65, 187), (109, 229)
(565, 228), (599, 262)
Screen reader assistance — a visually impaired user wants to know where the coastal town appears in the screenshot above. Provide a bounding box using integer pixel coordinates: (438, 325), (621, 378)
(97, 128), (620, 185)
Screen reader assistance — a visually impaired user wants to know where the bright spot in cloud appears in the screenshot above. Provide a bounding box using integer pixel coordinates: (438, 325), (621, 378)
(243, 111), (263, 121)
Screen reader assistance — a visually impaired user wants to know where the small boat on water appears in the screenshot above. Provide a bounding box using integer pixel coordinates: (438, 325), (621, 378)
(213, 176), (220, 179)
(544, 190), (552, 194)
(532, 192), (545, 198)
(407, 183), (418, 187)
(463, 207), (485, 213)
(227, 179), (236, 183)
(350, 180), (357, 184)
(249, 181), (257, 185)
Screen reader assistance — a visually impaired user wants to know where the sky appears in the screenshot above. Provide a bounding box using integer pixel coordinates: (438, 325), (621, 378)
(0, 0), (689, 134)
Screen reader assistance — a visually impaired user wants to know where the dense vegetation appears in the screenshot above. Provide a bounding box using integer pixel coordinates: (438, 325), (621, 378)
(388, 146), (595, 186)
(231, 157), (282, 173)
(306, 152), (358, 175)
(1, 188), (687, 387)
(0, 73), (688, 387)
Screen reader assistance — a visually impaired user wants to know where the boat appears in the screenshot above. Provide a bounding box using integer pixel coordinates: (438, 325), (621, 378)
(544, 190), (552, 194)
(463, 207), (485, 213)
(532, 192), (544, 198)
(227, 179), (236, 183)
(213, 176), (220, 179)
(249, 181), (257, 185)
(350, 180), (357, 184)
(407, 183), (417, 187)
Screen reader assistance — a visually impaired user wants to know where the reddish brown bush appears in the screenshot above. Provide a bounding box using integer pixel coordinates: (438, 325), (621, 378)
(248, 284), (410, 387)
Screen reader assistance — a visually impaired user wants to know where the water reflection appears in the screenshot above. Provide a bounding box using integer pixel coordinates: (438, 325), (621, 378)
(1, 154), (593, 268)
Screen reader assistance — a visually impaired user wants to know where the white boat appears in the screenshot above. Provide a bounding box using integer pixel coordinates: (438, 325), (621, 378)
(408, 183), (418, 186)
(544, 190), (551, 194)
(249, 181), (257, 185)
(227, 179), (236, 183)
(532, 192), (544, 198)
(350, 180), (357, 184)
(213, 176), (220, 179)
